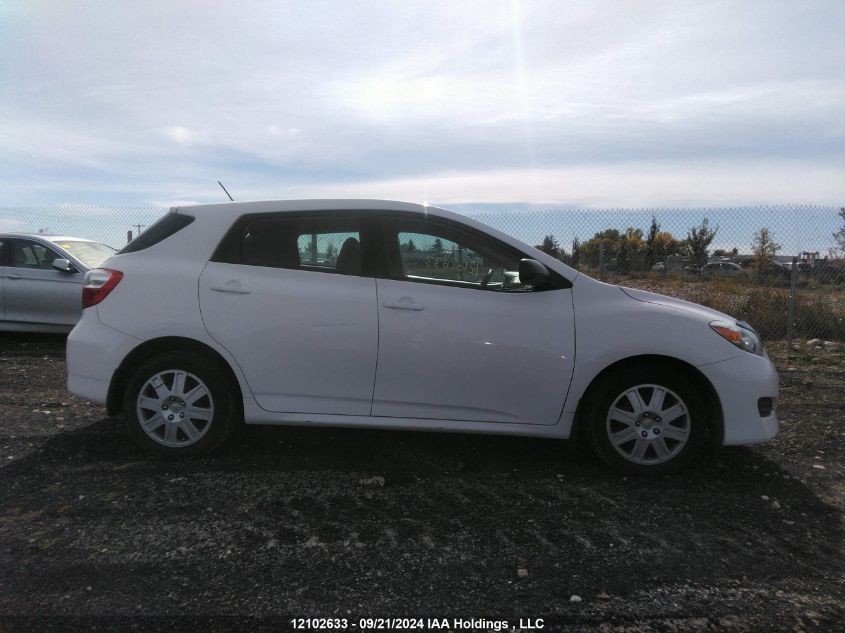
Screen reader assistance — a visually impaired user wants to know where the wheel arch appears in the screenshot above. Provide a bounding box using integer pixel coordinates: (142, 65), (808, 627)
(107, 336), (244, 417)
(571, 354), (724, 450)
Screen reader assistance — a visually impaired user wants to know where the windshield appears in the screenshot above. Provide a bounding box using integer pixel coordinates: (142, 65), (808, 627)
(54, 240), (116, 268)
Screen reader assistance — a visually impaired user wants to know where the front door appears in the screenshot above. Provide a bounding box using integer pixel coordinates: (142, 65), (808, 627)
(3, 238), (83, 326)
(372, 215), (575, 425)
(199, 212), (378, 415)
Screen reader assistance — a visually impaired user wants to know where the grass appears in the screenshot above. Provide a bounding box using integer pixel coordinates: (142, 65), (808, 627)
(601, 273), (845, 342)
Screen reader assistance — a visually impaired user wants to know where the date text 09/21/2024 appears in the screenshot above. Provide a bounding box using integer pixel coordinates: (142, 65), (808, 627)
(290, 617), (546, 631)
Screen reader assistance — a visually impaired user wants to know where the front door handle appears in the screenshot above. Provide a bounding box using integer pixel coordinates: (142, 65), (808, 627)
(210, 280), (251, 294)
(6, 273), (21, 280)
(383, 298), (425, 311)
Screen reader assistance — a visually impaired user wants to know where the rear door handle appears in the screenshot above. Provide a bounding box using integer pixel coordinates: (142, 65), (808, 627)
(6, 273), (21, 280)
(382, 299), (425, 311)
(210, 281), (251, 294)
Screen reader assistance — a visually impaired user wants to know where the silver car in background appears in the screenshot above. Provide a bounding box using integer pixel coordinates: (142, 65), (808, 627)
(701, 262), (747, 278)
(0, 233), (116, 332)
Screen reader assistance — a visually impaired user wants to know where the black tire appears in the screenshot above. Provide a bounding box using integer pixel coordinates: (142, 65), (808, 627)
(586, 363), (707, 475)
(123, 351), (238, 458)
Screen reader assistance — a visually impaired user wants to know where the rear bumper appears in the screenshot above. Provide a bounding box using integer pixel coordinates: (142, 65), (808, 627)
(698, 353), (780, 446)
(66, 311), (139, 404)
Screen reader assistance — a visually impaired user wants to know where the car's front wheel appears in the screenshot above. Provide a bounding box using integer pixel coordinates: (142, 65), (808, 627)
(586, 363), (706, 474)
(123, 352), (237, 457)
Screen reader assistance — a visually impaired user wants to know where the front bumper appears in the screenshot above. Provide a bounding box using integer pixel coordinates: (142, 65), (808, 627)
(698, 352), (780, 446)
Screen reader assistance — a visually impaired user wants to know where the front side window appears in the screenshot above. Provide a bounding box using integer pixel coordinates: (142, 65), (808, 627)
(9, 239), (61, 270)
(385, 218), (531, 291)
(219, 214), (364, 276)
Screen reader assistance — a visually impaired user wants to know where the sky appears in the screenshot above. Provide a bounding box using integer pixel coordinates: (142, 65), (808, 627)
(0, 0), (843, 212)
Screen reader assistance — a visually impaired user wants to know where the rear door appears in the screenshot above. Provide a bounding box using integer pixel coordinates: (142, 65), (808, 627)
(3, 239), (83, 326)
(199, 212), (379, 415)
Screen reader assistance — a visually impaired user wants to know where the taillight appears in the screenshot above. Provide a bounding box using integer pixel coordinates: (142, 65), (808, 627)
(82, 268), (124, 309)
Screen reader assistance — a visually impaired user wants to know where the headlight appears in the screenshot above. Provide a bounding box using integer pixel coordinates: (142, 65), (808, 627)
(710, 320), (763, 356)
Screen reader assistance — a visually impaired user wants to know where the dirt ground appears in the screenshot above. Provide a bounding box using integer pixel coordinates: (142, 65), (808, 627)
(0, 333), (842, 632)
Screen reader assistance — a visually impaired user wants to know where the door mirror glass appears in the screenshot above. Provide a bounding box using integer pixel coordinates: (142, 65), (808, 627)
(519, 258), (549, 287)
(51, 258), (76, 273)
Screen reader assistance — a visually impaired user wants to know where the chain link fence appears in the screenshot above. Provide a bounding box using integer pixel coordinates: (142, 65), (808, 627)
(2, 204), (843, 344)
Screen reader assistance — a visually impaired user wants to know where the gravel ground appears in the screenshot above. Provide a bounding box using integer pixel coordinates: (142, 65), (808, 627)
(0, 333), (842, 632)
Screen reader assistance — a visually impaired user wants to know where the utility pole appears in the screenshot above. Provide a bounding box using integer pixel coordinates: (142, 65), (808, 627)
(787, 256), (798, 345)
(133, 223), (145, 235)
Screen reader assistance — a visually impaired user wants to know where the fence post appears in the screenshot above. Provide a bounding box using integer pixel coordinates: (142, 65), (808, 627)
(787, 256), (797, 345)
(599, 241), (605, 281)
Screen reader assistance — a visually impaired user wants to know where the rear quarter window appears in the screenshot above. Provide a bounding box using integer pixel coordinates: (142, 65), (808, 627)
(119, 213), (195, 254)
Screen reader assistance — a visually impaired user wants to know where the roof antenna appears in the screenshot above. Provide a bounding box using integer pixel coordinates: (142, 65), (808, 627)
(218, 180), (234, 201)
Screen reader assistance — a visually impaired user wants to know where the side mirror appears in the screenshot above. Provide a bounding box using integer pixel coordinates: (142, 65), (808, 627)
(519, 258), (549, 287)
(51, 258), (76, 273)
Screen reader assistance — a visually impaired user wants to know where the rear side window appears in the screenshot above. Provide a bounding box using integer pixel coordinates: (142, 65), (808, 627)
(214, 214), (364, 276)
(119, 213), (194, 254)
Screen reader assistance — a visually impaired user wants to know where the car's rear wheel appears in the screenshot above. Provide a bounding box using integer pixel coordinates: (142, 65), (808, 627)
(123, 352), (237, 457)
(586, 364), (706, 474)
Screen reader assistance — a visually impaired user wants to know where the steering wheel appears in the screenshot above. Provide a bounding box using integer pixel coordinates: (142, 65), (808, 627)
(480, 267), (496, 288)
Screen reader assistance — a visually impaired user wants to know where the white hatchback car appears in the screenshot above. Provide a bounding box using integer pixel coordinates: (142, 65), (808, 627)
(67, 200), (779, 473)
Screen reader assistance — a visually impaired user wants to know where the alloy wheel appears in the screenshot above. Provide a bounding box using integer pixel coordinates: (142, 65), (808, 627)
(605, 383), (691, 465)
(136, 369), (214, 447)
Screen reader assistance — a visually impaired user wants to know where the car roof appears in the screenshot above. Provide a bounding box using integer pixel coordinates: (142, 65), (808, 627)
(172, 199), (445, 217)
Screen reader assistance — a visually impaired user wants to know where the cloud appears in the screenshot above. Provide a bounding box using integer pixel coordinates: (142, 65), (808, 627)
(146, 199), (203, 209)
(162, 126), (200, 144)
(0, 0), (843, 206)
(0, 216), (25, 231)
(224, 160), (845, 208)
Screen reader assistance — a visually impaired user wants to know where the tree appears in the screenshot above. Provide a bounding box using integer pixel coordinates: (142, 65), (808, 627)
(622, 227), (646, 271)
(833, 207), (845, 257)
(685, 218), (718, 269)
(645, 216), (660, 269)
(617, 236), (630, 273)
(579, 229), (621, 269)
(752, 227), (781, 262)
(648, 231), (681, 268)
(325, 242), (336, 259)
(575, 227), (654, 272)
(400, 239), (416, 253)
(624, 227), (644, 240)
(751, 227), (782, 281)
(570, 237), (581, 269)
(432, 238), (444, 254)
(537, 234), (561, 259)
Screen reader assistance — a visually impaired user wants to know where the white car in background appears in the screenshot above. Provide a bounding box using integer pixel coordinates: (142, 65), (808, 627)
(66, 200), (779, 474)
(0, 233), (116, 332)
